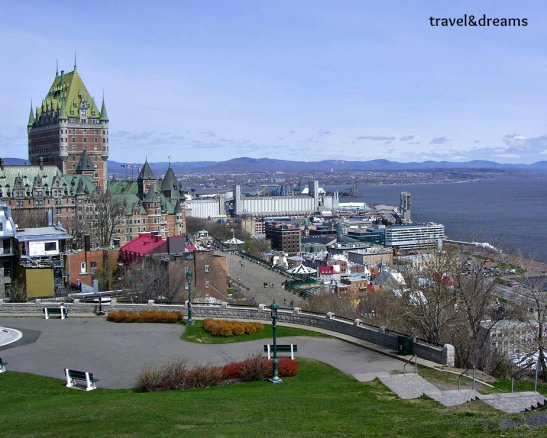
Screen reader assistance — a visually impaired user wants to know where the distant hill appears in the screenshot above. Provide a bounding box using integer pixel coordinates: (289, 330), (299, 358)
(4, 158), (30, 165)
(4, 157), (545, 175)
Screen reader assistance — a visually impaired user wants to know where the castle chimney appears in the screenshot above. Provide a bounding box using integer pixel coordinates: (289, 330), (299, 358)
(0, 158), (4, 171)
(39, 157), (44, 170)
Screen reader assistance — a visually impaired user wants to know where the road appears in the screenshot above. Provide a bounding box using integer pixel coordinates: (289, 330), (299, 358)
(0, 317), (405, 389)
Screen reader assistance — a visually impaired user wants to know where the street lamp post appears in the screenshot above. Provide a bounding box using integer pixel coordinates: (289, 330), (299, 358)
(269, 300), (283, 384)
(186, 269), (194, 325)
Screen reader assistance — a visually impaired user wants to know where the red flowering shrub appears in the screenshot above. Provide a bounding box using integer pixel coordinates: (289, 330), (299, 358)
(135, 354), (299, 392)
(221, 361), (244, 380)
(277, 358), (299, 377)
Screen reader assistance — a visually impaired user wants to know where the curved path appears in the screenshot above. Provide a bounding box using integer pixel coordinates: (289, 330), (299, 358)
(0, 317), (404, 389)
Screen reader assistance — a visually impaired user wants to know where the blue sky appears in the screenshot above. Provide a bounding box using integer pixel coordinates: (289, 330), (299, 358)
(1, 1), (546, 164)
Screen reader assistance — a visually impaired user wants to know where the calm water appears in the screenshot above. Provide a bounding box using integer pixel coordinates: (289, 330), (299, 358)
(335, 174), (547, 262)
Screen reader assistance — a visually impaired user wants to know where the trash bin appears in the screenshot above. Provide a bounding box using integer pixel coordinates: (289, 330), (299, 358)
(398, 336), (413, 355)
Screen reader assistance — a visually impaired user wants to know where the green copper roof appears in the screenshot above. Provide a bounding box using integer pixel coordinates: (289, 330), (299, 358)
(76, 149), (94, 171)
(59, 99), (68, 120)
(30, 67), (104, 126)
(27, 104), (35, 127)
(144, 187), (157, 203)
(0, 165), (62, 189)
(160, 166), (178, 192)
(174, 199), (182, 213)
(99, 98), (108, 121)
(61, 175), (97, 196)
(137, 161), (155, 180)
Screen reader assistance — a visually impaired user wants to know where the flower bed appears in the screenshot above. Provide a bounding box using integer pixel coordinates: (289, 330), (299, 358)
(107, 309), (185, 323)
(202, 318), (264, 336)
(135, 353), (298, 392)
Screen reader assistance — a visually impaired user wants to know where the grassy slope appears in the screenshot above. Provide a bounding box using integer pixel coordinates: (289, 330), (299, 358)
(181, 320), (329, 344)
(1, 360), (545, 437)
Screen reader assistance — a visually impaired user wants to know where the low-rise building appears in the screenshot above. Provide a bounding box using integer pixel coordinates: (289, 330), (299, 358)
(64, 249), (119, 289)
(0, 201), (16, 298)
(265, 221), (301, 254)
(14, 224), (72, 297)
(119, 232), (168, 265)
(384, 222), (444, 251)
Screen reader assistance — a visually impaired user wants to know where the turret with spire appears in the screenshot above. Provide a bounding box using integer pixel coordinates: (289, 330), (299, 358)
(137, 159), (157, 198)
(28, 57), (109, 191)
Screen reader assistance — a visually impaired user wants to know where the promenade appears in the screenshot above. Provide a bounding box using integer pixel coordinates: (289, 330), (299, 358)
(0, 316), (405, 389)
(223, 251), (306, 307)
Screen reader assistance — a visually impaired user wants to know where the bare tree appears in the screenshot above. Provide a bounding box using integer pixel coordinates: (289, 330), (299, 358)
(391, 250), (460, 345)
(8, 282), (27, 303)
(302, 292), (358, 319)
(450, 245), (503, 371)
(11, 208), (47, 229)
(90, 192), (127, 248)
(117, 257), (185, 304)
(517, 261), (547, 381)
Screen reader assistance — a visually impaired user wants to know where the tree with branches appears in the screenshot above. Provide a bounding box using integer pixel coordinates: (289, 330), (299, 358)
(117, 257), (185, 304)
(517, 261), (547, 381)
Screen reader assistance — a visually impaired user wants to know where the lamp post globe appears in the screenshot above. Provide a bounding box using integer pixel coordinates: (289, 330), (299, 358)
(269, 300), (282, 384)
(186, 269), (194, 325)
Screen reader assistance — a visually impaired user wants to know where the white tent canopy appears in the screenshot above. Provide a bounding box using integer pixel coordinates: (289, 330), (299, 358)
(223, 237), (245, 245)
(287, 264), (317, 275)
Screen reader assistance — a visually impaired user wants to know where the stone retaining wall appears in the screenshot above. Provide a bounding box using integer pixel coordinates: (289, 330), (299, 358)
(0, 299), (454, 366)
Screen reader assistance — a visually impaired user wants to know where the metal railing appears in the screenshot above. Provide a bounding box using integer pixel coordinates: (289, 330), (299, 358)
(457, 366), (476, 391)
(511, 358), (539, 393)
(403, 354), (418, 375)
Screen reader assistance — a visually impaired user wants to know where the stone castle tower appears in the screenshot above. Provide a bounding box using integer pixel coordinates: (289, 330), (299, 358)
(27, 61), (109, 191)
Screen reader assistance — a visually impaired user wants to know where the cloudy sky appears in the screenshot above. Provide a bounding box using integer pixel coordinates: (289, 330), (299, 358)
(1, 1), (546, 164)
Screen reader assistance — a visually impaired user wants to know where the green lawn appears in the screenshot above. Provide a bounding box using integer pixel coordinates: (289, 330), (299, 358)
(181, 320), (329, 344)
(1, 360), (545, 437)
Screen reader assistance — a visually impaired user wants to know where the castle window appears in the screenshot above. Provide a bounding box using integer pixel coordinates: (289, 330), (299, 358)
(72, 129), (76, 134)
(205, 281), (210, 289)
(94, 146), (98, 151)
(83, 138), (87, 142)
(205, 265), (209, 272)
(72, 137), (76, 142)
(94, 137), (98, 143)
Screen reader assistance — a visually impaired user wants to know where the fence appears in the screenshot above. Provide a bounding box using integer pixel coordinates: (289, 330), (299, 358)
(0, 299), (454, 366)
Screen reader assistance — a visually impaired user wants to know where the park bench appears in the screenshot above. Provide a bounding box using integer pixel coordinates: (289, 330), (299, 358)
(263, 344), (298, 360)
(0, 358), (7, 373)
(43, 307), (68, 320)
(65, 368), (99, 391)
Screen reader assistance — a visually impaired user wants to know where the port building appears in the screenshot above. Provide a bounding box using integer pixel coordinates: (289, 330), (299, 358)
(384, 223), (445, 251)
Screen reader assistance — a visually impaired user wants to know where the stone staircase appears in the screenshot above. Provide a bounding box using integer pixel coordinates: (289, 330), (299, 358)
(377, 373), (546, 413)
(478, 392), (547, 414)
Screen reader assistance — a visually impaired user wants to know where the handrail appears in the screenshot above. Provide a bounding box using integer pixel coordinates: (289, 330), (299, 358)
(457, 366), (476, 391)
(403, 354), (418, 375)
(511, 357), (538, 393)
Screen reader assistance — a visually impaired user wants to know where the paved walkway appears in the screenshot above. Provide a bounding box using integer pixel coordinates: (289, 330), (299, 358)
(0, 317), (405, 389)
(223, 252), (306, 307)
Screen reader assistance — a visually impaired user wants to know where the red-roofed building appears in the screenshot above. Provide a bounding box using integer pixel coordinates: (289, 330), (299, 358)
(119, 233), (168, 265)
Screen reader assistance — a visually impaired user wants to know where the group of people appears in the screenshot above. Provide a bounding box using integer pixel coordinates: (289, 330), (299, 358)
(263, 282), (275, 288)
